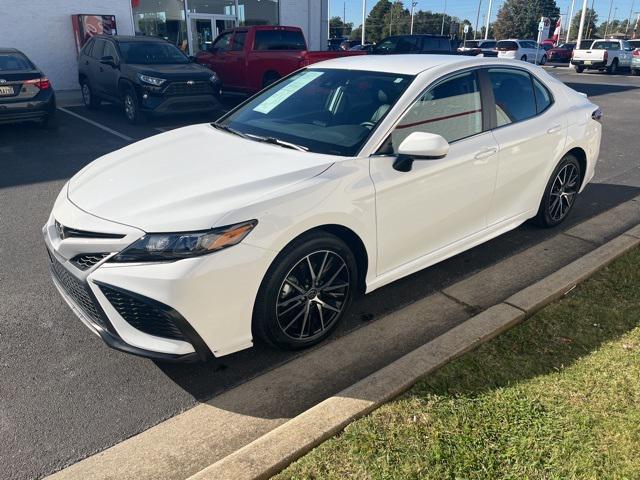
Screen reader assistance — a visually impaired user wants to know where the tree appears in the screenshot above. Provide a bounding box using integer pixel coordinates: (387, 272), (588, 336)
(598, 18), (629, 37)
(382, 1), (411, 36)
(570, 8), (598, 40)
(329, 16), (353, 39)
(492, 0), (560, 40)
(363, 0), (392, 42)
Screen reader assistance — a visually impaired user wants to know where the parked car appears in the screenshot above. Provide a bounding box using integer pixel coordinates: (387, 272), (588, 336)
(78, 35), (222, 124)
(547, 43), (576, 62)
(632, 47), (640, 75)
(457, 39), (498, 57)
(497, 39), (547, 64)
(0, 48), (56, 126)
(628, 39), (640, 50)
(44, 55), (602, 361)
(571, 39), (633, 73)
(327, 37), (346, 51)
(340, 39), (361, 51)
(350, 43), (375, 52)
(372, 34), (454, 55)
(196, 26), (364, 93)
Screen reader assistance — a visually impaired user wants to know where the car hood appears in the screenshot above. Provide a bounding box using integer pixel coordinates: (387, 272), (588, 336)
(126, 62), (213, 80)
(67, 124), (335, 232)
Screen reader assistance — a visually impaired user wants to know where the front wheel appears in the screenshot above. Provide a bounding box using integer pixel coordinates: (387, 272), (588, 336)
(520, 55), (527, 62)
(253, 232), (357, 350)
(80, 80), (100, 109)
(534, 155), (582, 228)
(607, 59), (618, 74)
(539, 55), (547, 65)
(632, 69), (640, 76)
(123, 88), (146, 125)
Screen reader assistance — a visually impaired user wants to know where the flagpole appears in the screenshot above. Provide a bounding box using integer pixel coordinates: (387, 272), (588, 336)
(566, 0), (575, 42)
(484, 0), (493, 39)
(361, 0), (366, 45)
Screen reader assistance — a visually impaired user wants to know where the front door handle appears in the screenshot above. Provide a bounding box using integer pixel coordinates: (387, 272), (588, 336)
(474, 147), (498, 160)
(547, 124), (562, 134)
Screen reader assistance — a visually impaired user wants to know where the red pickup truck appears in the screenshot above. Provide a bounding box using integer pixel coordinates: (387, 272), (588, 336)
(195, 26), (365, 93)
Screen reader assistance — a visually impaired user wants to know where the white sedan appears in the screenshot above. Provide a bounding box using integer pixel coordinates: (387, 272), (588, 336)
(44, 55), (602, 361)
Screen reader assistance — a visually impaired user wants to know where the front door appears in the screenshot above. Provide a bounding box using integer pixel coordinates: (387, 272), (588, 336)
(370, 69), (499, 275)
(187, 14), (236, 55)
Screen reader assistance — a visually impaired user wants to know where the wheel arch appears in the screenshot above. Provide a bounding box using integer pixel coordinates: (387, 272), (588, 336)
(564, 146), (587, 187)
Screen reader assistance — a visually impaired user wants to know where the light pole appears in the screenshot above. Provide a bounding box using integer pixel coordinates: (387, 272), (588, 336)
(612, 7), (618, 36)
(626, 1), (636, 37)
(361, 0), (366, 45)
(474, 0), (483, 40)
(484, 0), (493, 39)
(410, 1), (418, 35)
(566, 0), (575, 42)
(440, 0), (447, 36)
(605, 0), (614, 37)
(576, 0), (589, 47)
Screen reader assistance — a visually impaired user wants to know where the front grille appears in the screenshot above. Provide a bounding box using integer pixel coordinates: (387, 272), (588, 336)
(70, 253), (110, 270)
(49, 253), (111, 331)
(164, 81), (213, 96)
(54, 221), (125, 240)
(98, 283), (187, 342)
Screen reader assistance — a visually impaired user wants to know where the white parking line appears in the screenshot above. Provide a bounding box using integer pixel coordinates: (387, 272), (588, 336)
(57, 107), (134, 142)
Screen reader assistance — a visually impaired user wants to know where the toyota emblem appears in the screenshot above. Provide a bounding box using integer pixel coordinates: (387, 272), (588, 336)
(186, 80), (195, 85)
(0, 79), (7, 84)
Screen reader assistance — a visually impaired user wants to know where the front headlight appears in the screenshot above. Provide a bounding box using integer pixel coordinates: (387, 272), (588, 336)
(209, 73), (218, 82)
(110, 220), (257, 263)
(138, 74), (166, 86)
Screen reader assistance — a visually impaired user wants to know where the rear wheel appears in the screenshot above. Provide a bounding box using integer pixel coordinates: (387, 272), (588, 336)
(534, 155), (582, 228)
(123, 87), (146, 125)
(253, 232), (357, 350)
(539, 54), (547, 65)
(607, 59), (618, 74)
(520, 55), (527, 62)
(632, 69), (640, 76)
(80, 80), (100, 109)
(575, 65), (584, 73)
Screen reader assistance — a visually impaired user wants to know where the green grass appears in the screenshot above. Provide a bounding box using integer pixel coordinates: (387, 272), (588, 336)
(277, 247), (640, 480)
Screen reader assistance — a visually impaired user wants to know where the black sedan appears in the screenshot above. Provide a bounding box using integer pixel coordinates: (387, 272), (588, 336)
(0, 48), (56, 126)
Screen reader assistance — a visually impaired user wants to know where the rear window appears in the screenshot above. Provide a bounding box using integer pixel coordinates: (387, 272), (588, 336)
(0, 52), (33, 71)
(254, 30), (305, 51)
(629, 40), (640, 49)
(496, 41), (518, 51)
(422, 37), (451, 52)
(374, 36), (421, 54)
(591, 41), (620, 50)
(481, 41), (496, 48)
(464, 41), (481, 48)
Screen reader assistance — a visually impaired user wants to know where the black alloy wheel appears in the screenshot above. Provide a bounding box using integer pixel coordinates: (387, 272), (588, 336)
(253, 232), (357, 350)
(123, 87), (145, 125)
(534, 155), (582, 227)
(81, 80), (100, 109)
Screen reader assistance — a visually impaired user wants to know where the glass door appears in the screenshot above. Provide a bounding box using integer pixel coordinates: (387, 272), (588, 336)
(187, 14), (236, 55)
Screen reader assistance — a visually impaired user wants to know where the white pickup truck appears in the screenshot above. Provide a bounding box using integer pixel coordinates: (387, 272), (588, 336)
(571, 39), (633, 74)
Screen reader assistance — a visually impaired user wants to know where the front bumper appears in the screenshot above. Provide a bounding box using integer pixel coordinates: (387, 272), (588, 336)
(44, 189), (277, 360)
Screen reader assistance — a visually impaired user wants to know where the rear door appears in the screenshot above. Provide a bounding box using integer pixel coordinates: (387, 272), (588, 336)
(486, 67), (566, 225)
(87, 38), (106, 86)
(94, 40), (120, 98)
(223, 30), (247, 88)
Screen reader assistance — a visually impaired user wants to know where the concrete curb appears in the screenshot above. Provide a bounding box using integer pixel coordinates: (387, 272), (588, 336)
(188, 225), (640, 480)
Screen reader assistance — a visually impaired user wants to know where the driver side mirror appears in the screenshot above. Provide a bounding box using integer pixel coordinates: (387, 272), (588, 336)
(188, 55), (197, 62)
(393, 132), (449, 172)
(100, 55), (118, 68)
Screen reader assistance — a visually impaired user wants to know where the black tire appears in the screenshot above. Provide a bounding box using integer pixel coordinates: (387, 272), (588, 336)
(540, 55), (547, 65)
(575, 65), (584, 73)
(520, 55), (527, 62)
(607, 59), (618, 74)
(632, 69), (640, 76)
(262, 72), (280, 89)
(534, 155), (582, 228)
(253, 231), (357, 350)
(80, 79), (100, 109)
(123, 87), (146, 125)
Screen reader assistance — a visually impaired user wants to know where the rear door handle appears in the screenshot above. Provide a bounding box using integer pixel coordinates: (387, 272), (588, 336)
(547, 124), (562, 134)
(474, 147), (498, 159)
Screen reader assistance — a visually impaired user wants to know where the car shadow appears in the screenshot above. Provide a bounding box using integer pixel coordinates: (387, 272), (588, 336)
(564, 81), (640, 97)
(156, 182), (640, 407)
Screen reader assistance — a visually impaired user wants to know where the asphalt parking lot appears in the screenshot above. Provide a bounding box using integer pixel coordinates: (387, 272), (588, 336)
(2, 66), (640, 480)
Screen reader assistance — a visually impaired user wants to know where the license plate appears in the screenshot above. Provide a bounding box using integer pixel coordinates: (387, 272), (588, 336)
(0, 85), (14, 96)
(584, 60), (592, 65)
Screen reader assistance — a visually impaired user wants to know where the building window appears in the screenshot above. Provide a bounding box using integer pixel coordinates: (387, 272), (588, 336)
(186, 0), (237, 15)
(132, 0), (188, 52)
(237, 0), (279, 26)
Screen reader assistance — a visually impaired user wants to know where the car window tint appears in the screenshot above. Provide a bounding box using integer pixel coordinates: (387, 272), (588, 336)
(496, 41), (518, 50)
(592, 41), (620, 50)
(488, 68), (537, 126)
(392, 36), (420, 53)
(254, 30), (305, 51)
(422, 37), (449, 52)
(0, 53), (33, 71)
(81, 39), (94, 57)
(91, 39), (106, 59)
(232, 32), (247, 51)
(102, 41), (118, 60)
(482, 41), (496, 48)
(390, 71), (482, 148)
(532, 77), (552, 113)
(212, 32), (232, 52)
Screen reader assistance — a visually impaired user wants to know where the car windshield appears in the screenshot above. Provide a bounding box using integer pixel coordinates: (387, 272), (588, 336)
(219, 69), (414, 156)
(0, 53), (33, 71)
(118, 41), (189, 64)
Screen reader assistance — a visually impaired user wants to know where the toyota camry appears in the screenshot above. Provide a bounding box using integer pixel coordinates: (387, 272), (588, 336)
(44, 55), (602, 361)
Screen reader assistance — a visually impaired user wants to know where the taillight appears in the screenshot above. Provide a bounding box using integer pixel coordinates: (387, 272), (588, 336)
(603, 50), (608, 61)
(24, 78), (50, 90)
(633, 49), (640, 57)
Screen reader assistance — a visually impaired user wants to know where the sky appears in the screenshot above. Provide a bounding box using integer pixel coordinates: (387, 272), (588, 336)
(329, 0), (640, 30)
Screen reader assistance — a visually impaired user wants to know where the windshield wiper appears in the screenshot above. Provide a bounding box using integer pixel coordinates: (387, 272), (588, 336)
(211, 122), (250, 139)
(246, 133), (309, 152)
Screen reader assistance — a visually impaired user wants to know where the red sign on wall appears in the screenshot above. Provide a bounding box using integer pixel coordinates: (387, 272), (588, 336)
(71, 15), (118, 53)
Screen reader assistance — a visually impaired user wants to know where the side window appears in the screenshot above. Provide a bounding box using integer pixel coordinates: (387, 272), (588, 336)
(394, 36), (420, 53)
(81, 39), (94, 57)
(532, 77), (552, 114)
(102, 41), (118, 60)
(211, 32), (232, 52)
(488, 68), (537, 126)
(375, 37), (398, 53)
(389, 71), (483, 150)
(91, 39), (106, 59)
(232, 32), (247, 51)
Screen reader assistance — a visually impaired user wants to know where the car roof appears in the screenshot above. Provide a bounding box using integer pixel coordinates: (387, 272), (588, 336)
(0, 47), (22, 53)
(93, 35), (169, 43)
(308, 54), (476, 75)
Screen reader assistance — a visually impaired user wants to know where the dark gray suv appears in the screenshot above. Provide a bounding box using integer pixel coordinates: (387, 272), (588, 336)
(78, 35), (222, 124)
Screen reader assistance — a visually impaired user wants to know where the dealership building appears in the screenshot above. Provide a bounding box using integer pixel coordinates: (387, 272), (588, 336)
(1, 0), (329, 90)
